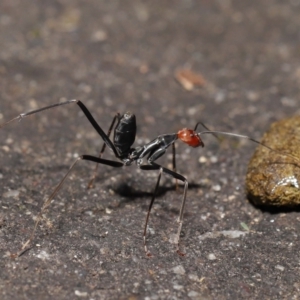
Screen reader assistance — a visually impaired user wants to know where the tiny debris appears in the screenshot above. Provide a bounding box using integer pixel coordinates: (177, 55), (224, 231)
(199, 156), (207, 163)
(5, 138), (13, 144)
(3, 190), (20, 199)
(215, 90), (226, 103)
(105, 208), (112, 214)
(228, 195), (236, 201)
(175, 69), (206, 91)
(221, 230), (247, 238)
(91, 29), (108, 42)
(173, 284), (184, 290)
(188, 291), (200, 298)
(212, 184), (221, 192)
(240, 222), (250, 231)
(275, 265), (285, 271)
(207, 253), (217, 260)
(74, 290), (88, 297)
(210, 155), (218, 163)
(199, 230), (248, 241)
(172, 265), (186, 275)
(36, 250), (50, 260)
(1, 145), (10, 152)
(147, 227), (155, 235)
(188, 274), (200, 282)
(168, 233), (178, 245)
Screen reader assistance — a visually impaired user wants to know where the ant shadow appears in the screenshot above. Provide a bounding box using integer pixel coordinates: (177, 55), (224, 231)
(111, 181), (203, 199)
(109, 181), (203, 210)
(112, 180), (300, 215)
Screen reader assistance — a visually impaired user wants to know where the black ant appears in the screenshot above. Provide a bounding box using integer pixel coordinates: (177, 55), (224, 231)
(0, 99), (283, 257)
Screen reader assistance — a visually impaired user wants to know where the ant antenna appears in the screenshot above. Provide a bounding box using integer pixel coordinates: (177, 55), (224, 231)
(198, 130), (300, 164)
(194, 122), (220, 141)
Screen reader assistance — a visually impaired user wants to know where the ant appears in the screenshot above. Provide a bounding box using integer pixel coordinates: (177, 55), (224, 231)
(0, 99), (283, 257)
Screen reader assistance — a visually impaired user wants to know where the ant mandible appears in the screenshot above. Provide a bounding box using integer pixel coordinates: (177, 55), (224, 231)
(0, 99), (278, 257)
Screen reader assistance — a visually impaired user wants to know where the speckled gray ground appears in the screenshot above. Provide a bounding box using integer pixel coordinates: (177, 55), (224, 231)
(1, 1), (300, 299)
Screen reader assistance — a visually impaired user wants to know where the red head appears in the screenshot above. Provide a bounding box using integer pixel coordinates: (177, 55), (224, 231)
(177, 128), (204, 148)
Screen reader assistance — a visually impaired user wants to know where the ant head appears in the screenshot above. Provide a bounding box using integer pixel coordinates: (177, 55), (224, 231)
(177, 128), (204, 148)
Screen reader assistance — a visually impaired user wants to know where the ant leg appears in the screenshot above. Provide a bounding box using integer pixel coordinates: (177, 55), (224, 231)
(0, 99), (120, 158)
(14, 155), (123, 258)
(172, 143), (178, 190)
(139, 165), (163, 256)
(87, 113), (120, 189)
(75, 101), (120, 157)
(0, 99), (79, 129)
(140, 163), (188, 256)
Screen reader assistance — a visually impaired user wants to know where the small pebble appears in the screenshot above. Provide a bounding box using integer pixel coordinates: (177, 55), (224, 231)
(275, 265), (285, 271)
(172, 265), (186, 275)
(3, 190), (20, 199)
(207, 253), (217, 260)
(212, 184), (221, 192)
(199, 156), (207, 163)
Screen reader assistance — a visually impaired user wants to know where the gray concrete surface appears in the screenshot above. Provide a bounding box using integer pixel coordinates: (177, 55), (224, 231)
(0, 0), (300, 299)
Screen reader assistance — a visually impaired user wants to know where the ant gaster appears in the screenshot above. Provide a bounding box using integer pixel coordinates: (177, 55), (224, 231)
(0, 99), (282, 257)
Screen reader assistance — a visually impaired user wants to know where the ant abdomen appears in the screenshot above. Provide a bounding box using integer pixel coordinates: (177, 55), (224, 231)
(113, 112), (136, 156)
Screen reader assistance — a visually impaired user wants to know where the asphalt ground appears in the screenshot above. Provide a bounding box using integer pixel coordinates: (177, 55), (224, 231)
(1, 0), (300, 299)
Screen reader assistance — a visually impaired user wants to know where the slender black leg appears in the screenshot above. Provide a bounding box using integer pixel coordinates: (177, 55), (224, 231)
(14, 155), (123, 257)
(172, 143), (178, 190)
(75, 101), (120, 157)
(87, 113), (120, 189)
(0, 99), (121, 158)
(0, 100), (78, 129)
(139, 164), (162, 256)
(140, 162), (188, 256)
